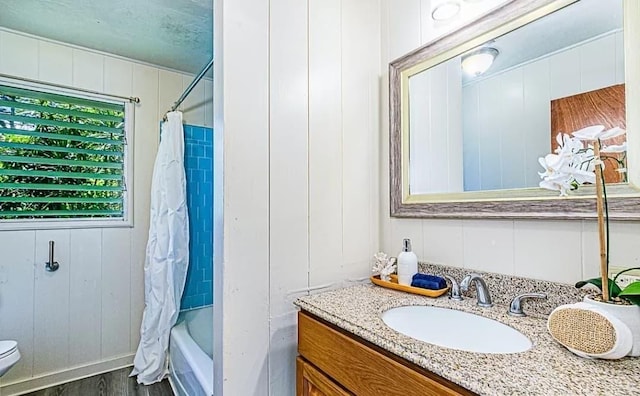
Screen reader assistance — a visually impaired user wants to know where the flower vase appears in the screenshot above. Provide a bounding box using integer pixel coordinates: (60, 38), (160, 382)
(583, 295), (640, 357)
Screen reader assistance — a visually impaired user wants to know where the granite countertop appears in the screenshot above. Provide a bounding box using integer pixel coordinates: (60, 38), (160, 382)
(295, 284), (640, 396)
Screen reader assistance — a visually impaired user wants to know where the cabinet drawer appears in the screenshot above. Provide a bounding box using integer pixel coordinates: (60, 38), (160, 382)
(298, 311), (474, 396)
(297, 357), (353, 396)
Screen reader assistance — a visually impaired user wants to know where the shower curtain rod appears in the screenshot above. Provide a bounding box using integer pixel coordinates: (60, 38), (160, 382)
(169, 59), (214, 113)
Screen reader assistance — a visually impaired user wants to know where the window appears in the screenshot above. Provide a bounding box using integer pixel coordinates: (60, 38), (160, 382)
(0, 81), (132, 227)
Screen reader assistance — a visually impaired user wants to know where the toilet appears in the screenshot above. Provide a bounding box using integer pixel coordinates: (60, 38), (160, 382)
(0, 340), (20, 377)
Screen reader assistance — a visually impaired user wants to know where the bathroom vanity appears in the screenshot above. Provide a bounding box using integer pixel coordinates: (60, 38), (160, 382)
(297, 310), (472, 395)
(295, 283), (640, 396)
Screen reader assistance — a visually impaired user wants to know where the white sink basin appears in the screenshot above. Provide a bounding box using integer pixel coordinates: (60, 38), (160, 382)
(381, 305), (532, 354)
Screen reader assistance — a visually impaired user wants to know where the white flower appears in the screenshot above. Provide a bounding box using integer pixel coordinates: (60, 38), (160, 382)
(539, 125), (627, 196)
(539, 172), (573, 196)
(571, 125), (604, 140)
(572, 125), (626, 141)
(570, 167), (597, 185)
(601, 142), (627, 153)
(554, 132), (584, 156)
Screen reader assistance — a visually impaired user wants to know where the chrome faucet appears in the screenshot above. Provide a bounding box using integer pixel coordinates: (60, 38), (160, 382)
(460, 273), (493, 307)
(508, 293), (547, 317)
(444, 275), (463, 301)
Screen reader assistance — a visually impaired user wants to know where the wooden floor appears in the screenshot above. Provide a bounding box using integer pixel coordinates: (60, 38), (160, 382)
(24, 367), (174, 396)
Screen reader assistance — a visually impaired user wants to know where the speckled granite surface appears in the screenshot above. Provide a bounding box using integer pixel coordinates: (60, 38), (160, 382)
(418, 262), (589, 317)
(295, 283), (640, 396)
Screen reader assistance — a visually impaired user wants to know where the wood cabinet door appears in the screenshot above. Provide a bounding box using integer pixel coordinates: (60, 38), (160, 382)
(298, 311), (475, 396)
(297, 357), (353, 396)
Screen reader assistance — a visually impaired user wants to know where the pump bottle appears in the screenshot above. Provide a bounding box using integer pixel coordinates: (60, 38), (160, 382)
(397, 238), (418, 286)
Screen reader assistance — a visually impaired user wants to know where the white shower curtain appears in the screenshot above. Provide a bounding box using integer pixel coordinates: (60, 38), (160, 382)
(131, 111), (189, 385)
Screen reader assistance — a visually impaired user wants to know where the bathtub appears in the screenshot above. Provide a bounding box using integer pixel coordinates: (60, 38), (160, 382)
(169, 306), (213, 396)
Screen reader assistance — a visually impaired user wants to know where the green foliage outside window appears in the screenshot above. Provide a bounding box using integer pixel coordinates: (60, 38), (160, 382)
(0, 84), (127, 220)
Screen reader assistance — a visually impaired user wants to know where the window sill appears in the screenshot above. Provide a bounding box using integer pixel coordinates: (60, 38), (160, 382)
(0, 217), (133, 231)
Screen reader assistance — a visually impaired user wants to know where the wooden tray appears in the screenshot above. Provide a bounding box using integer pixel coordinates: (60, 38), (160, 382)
(370, 274), (449, 298)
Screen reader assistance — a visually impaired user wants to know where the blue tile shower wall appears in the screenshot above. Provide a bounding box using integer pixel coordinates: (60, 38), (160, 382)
(181, 125), (213, 310)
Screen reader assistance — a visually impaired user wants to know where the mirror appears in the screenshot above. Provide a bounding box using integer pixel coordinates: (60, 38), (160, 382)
(390, 0), (640, 219)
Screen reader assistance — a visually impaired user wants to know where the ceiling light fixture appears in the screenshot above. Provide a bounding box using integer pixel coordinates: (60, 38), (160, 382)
(461, 47), (499, 76)
(431, 1), (462, 21)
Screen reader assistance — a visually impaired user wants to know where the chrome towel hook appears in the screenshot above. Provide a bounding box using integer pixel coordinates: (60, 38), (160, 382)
(45, 240), (59, 272)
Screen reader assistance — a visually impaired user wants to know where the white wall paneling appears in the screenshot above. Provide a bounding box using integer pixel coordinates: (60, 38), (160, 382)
(583, 221), (640, 280)
(340, 0), (379, 280)
(33, 231), (71, 374)
(461, 220), (514, 275)
(182, 73), (206, 127)
(580, 33), (617, 93)
(129, 63), (160, 351)
(0, 33), (38, 79)
(513, 220), (582, 284)
(422, 219), (464, 268)
(204, 79), (214, 128)
(219, 0), (270, 394)
(408, 58), (463, 194)
(0, 231), (35, 383)
(429, 62), (455, 192)
(216, 0), (381, 394)
(68, 229), (102, 366)
(461, 83), (481, 191)
(308, 0), (344, 287)
(446, 59), (464, 194)
(462, 31), (625, 190)
(497, 68), (526, 189)
(158, 70), (184, 122)
(73, 50), (104, 91)
(380, 0), (392, 261)
(387, 0), (421, 62)
(104, 57), (134, 98)
(101, 229), (132, 358)
(0, 27), (212, 393)
(615, 31), (625, 83)
(102, 57), (134, 360)
(522, 59), (551, 186)
(268, 0), (309, 395)
(390, 218), (424, 259)
(409, 70), (432, 193)
(38, 41), (72, 85)
(381, 2), (640, 287)
(158, 69), (214, 127)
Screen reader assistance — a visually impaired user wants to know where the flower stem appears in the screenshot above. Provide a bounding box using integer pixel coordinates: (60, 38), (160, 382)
(600, 155), (610, 292)
(594, 139), (609, 301)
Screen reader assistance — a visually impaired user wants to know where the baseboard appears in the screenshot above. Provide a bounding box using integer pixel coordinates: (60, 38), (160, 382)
(0, 353), (135, 396)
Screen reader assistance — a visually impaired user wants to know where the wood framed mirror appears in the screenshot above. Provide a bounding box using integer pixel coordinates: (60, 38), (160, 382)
(390, 0), (640, 219)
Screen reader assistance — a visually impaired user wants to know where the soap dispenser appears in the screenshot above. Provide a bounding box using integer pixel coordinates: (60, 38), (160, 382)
(397, 238), (418, 286)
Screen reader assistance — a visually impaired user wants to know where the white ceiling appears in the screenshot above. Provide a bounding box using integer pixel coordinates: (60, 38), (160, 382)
(462, 0), (623, 84)
(0, 0), (213, 75)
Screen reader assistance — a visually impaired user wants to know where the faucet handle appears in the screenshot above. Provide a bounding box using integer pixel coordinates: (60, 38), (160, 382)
(444, 275), (463, 301)
(508, 293), (547, 317)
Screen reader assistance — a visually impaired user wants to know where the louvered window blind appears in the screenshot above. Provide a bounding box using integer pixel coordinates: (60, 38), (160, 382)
(0, 84), (128, 220)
